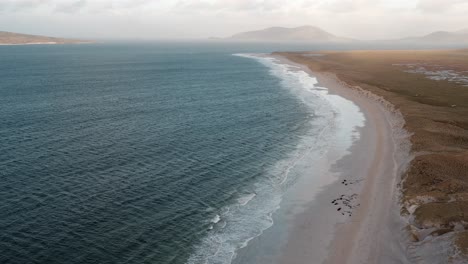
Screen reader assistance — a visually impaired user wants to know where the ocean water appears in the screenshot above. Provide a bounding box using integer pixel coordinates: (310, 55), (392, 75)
(0, 43), (363, 264)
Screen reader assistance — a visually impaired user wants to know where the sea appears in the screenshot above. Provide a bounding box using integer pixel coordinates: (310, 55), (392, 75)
(0, 42), (364, 264)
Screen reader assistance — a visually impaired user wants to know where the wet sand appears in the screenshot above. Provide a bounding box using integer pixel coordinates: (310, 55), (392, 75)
(270, 56), (412, 264)
(316, 73), (409, 264)
(277, 50), (468, 263)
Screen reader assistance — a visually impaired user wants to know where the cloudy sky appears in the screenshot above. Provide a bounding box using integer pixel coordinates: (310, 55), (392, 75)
(1, 0), (467, 40)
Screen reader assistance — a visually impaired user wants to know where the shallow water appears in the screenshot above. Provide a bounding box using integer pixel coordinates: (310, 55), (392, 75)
(228, 55), (365, 264)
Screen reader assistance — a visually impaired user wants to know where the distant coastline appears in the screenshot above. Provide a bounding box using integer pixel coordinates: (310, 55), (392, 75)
(0, 31), (93, 45)
(0, 42), (92, 46)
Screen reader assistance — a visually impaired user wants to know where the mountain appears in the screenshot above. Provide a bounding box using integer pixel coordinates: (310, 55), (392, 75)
(455, 28), (468, 35)
(228, 26), (354, 43)
(0, 31), (92, 45)
(400, 29), (468, 43)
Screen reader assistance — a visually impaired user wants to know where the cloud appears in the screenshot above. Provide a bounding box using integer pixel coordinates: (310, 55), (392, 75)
(1, 0), (468, 40)
(54, 0), (87, 13)
(175, 0), (285, 13)
(0, 0), (155, 13)
(0, 0), (51, 11)
(417, 0), (466, 13)
(317, 0), (357, 13)
(174, 0), (394, 16)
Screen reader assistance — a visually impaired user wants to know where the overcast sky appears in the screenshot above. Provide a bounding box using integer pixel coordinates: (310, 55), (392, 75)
(1, 0), (467, 40)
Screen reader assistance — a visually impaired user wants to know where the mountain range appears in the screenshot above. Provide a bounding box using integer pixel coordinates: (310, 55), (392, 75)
(2, 26), (468, 45)
(226, 25), (468, 44)
(400, 29), (468, 43)
(228, 26), (354, 43)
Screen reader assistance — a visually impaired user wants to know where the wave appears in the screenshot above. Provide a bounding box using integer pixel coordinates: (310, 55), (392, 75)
(211, 214), (221, 224)
(186, 53), (365, 264)
(237, 193), (256, 206)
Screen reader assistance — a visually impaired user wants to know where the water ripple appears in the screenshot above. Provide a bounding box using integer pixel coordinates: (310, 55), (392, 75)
(0, 45), (312, 264)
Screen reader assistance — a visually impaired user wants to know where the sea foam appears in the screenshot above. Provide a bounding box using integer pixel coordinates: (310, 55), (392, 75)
(186, 53), (365, 264)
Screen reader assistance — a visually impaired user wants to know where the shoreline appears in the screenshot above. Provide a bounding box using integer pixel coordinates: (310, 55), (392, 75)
(276, 50), (468, 263)
(231, 53), (367, 264)
(317, 72), (411, 264)
(274, 55), (412, 263)
(0, 42), (94, 46)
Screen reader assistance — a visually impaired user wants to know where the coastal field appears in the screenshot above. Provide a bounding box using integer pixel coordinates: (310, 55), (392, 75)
(278, 49), (468, 262)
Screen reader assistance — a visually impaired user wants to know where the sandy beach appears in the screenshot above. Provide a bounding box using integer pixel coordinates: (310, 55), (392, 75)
(277, 50), (468, 263)
(269, 55), (412, 264)
(314, 73), (408, 264)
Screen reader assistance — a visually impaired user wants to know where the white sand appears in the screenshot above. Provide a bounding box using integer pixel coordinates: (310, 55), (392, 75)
(273, 55), (412, 264)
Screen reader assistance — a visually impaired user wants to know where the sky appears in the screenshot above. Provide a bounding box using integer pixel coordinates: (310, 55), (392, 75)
(0, 0), (467, 40)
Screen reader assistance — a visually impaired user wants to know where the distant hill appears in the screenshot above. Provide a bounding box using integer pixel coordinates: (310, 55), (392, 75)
(456, 28), (468, 35)
(227, 26), (354, 43)
(400, 29), (468, 43)
(0, 31), (92, 45)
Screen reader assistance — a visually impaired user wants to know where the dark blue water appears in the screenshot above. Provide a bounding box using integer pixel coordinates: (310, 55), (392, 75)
(0, 43), (314, 264)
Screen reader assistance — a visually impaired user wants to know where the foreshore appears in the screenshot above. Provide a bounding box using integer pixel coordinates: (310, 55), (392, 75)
(272, 55), (411, 264)
(277, 50), (468, 263)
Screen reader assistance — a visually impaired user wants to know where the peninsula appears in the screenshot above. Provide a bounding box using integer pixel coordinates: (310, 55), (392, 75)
(0, 31), (91, 45)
